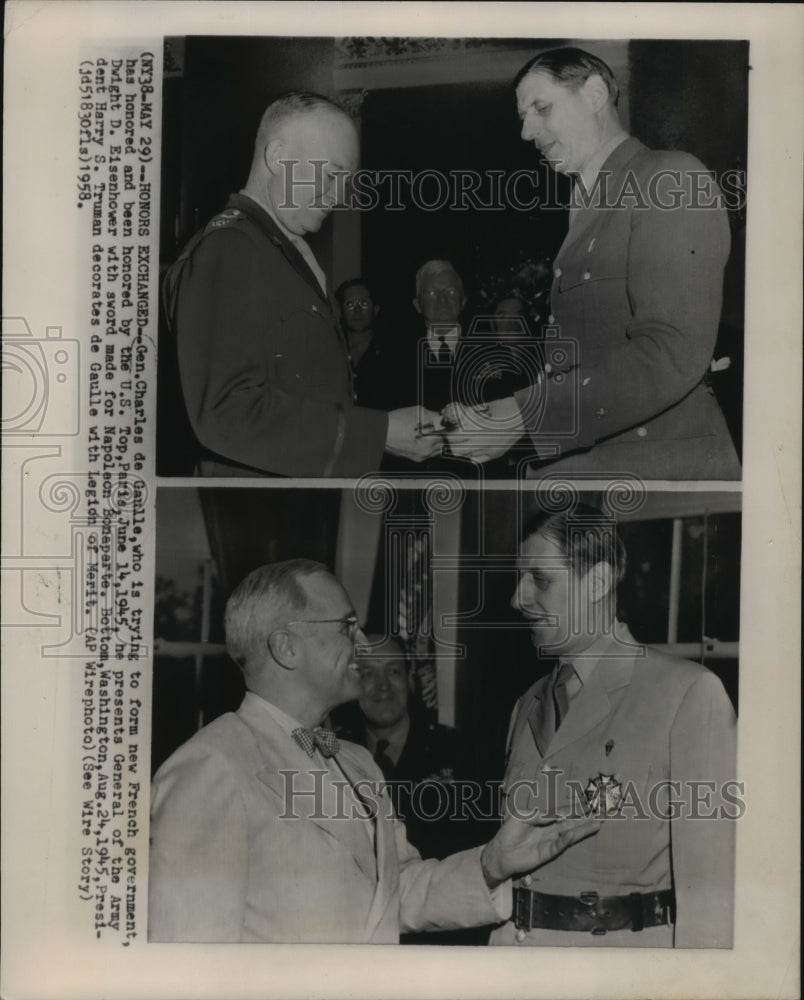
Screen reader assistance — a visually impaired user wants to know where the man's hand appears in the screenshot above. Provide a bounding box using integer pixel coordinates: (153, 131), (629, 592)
(385, 406), (444, 462)
(480, 812), (601, 890)
(442, 396), (525, 463)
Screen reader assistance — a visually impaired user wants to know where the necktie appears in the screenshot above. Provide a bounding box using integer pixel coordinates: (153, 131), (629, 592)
(373, 738), (396, 780)
(528, 662), (578, 755)
(437, 335), (451, 364)
(291, 726), (340, 759)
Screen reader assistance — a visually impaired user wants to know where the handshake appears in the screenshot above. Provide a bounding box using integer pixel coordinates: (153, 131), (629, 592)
(385, 398), (528, 464)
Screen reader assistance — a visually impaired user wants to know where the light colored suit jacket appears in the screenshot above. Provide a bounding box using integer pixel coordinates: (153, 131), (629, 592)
(148, 693), (507, 942)
(490, 627), (737, 948)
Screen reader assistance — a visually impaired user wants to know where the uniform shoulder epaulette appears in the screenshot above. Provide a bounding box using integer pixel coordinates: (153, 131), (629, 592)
(204, 207), (247, 233)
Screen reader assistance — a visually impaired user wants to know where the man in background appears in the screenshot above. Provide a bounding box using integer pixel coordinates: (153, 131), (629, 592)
(337, 635), (485, 861)
(335, 277), (389, 411)
(412, 259), (466, 415)
(164, 91), (440, 477)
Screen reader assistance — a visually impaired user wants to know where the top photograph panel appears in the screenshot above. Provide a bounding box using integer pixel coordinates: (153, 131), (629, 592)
(156, 37), (747, 483)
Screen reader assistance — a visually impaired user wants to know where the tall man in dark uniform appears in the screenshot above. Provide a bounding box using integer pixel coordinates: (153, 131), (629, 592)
(490, 506), (737, 948)
(445, 48), (741, 479)
(163, 92), (441, 477)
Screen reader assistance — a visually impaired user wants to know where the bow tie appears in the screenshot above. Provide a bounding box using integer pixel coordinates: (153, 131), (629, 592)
(292, 726), (340, 759)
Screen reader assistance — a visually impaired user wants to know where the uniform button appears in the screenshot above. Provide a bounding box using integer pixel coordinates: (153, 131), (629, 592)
(522, 874), (533, 886)
(553, 267), (562, 278)
(548, 314), (555, 324)
(636, 426), (648, 437)
(544, 363), (552, 374)
(583, 271), (591, 280)
(232, 209), (240, 215)
(515, 929), (526, 943)
(353, 393), (358, 403)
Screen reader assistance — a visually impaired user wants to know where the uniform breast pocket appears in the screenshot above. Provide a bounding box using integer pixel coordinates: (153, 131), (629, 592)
(556, 241), (629, 332)
(272, 306), (343, 390)
(577, 757), (659, 875)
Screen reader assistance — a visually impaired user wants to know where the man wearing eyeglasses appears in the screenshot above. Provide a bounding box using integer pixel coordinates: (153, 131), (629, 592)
(335, 278), (389, 410)
(148, 559), (599, 943)
(412, 259), (467, 415)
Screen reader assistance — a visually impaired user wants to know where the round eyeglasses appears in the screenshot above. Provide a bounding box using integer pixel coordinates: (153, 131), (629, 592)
(284, 611), (361, 639)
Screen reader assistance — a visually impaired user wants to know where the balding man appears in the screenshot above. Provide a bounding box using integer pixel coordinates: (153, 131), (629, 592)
(445, 48), (741, 479)
(163, 92), (440, 477)
(148, 560), (599, 943)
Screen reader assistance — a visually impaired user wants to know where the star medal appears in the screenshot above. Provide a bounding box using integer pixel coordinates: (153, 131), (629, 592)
(585, 773), (623, 817)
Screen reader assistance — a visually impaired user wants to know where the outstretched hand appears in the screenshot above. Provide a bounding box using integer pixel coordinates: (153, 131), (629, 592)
(385, 406), (444, 462)
(480, 812), (601, 889)
(441, 397), (525, 463)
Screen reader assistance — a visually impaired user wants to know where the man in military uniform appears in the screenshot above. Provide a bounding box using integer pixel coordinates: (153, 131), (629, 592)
(337, 635), (487, 861)
(163, 92), (441, 477)
(445, 48), (741, 480)
(489, 505), (737, 947)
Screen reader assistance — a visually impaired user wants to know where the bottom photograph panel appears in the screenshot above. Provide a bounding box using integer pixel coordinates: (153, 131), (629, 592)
(150, 484), (740, 948)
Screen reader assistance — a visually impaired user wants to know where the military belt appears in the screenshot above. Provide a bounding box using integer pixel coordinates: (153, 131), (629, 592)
(513, 887), (675, 934)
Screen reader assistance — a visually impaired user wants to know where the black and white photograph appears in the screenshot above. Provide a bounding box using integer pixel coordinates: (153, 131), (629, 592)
(1, 4), (801, 1000)
(156, 35), (746, 482)
(149, 483), (741, 947)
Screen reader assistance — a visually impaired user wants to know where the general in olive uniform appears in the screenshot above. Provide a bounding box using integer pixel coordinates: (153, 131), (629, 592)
(490, 507), (737, 948)
(163, 92), (439, 477)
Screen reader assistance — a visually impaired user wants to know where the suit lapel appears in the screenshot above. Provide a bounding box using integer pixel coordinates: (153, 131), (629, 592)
(337, 745), (395, 941)
(237, 697), (377, 883)
(230, 193), (330, 305)
(544, 647), (636, 760)
(556, 137), (647, 261)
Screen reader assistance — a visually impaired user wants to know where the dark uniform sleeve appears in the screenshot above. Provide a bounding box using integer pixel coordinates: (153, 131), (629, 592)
(515, 152), (731, 454)
(169, 225), (388, 477)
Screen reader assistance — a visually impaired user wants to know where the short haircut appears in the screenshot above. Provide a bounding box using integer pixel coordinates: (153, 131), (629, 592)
(514, 46), (620, 107)
(224, 559), (328, 667)
(335, 277), (373, 305)
(255, 91), (353, 150)
(415, 259), (464, 299)
(521, 503), (626, 584)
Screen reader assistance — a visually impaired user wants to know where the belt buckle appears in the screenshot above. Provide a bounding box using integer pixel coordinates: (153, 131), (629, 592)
(579, 890), (599, 911)
(579, 891), (606, 936)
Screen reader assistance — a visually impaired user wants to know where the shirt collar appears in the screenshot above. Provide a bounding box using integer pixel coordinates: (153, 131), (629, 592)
(575, 130), (629, 202)
(243, 188), (300, 243)
(426, 323), (461, 355)
(242, 691), (307, 737)
(562, 619), (629, 685)
(244, 189), (328, 296)
(365, 715), (410, 765)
